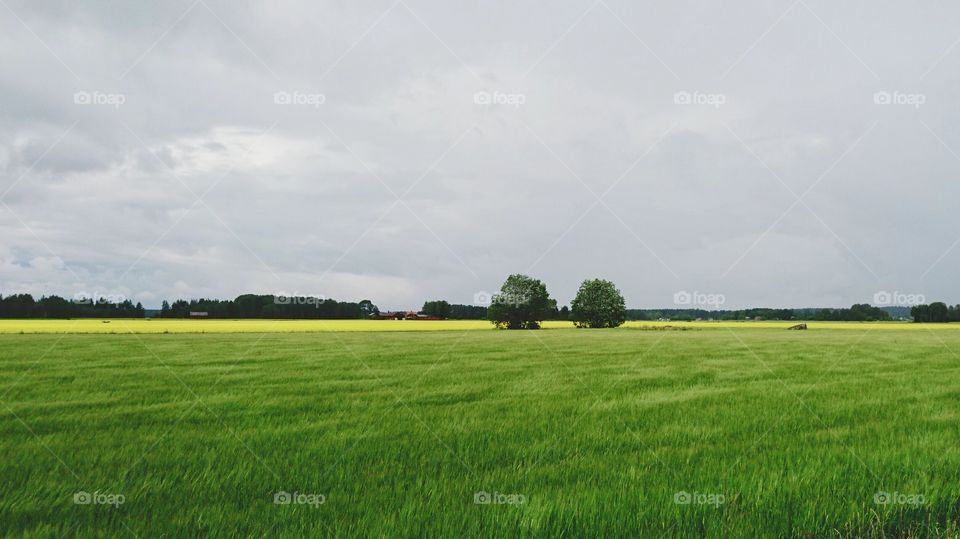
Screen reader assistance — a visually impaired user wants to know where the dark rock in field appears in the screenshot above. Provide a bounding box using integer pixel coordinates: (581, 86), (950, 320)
(787, 323), (807, 330)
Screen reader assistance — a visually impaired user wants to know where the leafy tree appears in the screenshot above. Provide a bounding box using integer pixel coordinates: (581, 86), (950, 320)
(929, 302), (950, 322)
(448, 304), (487, 319)
(487, 274), (553, 329)
(911, 303), (953, 323)
(36, 295), (72, 318)
(421, 300), (451, 318)
(570, 279), (627, 328)
(546, 298), (559, 319)
(0, 294), (36, 318)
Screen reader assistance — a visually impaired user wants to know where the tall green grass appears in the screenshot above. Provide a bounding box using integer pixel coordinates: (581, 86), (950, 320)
(1, 328), (958, 537)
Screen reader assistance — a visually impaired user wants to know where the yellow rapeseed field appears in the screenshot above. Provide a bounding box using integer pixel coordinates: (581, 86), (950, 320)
(0, 319), (953, 333)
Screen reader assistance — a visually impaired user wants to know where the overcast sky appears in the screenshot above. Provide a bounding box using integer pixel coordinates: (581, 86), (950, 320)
(2, 0), (960, 310)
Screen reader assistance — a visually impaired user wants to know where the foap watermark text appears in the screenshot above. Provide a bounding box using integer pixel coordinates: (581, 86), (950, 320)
(874, 491), (925, 507)
(673, 290), (726, 309)
(73, 291), (127, 305)
(674, 491), (725, 507)
(474, 490), (526, 505)
(274, 292), (326, 307)
(73, 91), (125, 108)
(274, 91), (326, 108)
(274, 491), (326, 507)
(74, 491), (125, 507)
(474, 91), (526, 108)
(873, 290), (925, 306)
(674, 90), (725, 108)
(873, 91), (925, 109)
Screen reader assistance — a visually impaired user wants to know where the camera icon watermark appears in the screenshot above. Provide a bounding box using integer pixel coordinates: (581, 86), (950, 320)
(673, 490), (724, 507)
(473, 291), (493, 306)
(873, 91), (925, 109)
(273, 90), (326, 108)
(73, 490), (125, 507)
(273, 491), (325, 507)
(473, 91), (526, 108)
(673, 90), (725, 109)
(474, 490), (526, 505)
(73, 90), (126, 109)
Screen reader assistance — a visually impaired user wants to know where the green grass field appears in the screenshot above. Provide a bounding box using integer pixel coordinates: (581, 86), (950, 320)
(2, 325), (959, 537)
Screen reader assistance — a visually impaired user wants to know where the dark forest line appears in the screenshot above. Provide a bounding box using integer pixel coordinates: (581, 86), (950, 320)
(0, 293), (944, 321)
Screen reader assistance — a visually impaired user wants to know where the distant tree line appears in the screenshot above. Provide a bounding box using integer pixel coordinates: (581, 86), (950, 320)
(807, 304), (892, 321)
(910, 302), (960, 323)
(628, 308), (798, 321)
(448, 304), (489, 319)
(0, 293), (145, 318)
(0, 293), (380, 319)
(3, 290), (955, 323)
(420, 301), (490, 319)
(159, 295), (379, 319)
(627, 304), (892, 322)
(420, 301), (569, 320)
